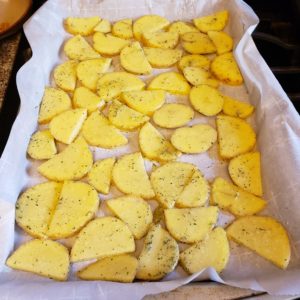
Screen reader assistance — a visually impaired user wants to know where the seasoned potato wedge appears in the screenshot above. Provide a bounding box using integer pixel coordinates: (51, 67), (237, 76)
(182, 32), (216, 54)
(168, 21), (198, 35)
(53, 60), (77, 92)
(77, 254), (138, 282)
(142, 31), (179, 49)
(222, 95), (254, 118)
(144, 47), (182, 68)
(112, 152), (155, 199)
(180, 227), (229, 273)
(228, 152), (263, 196)
(112, 18), (133, 39)
(38, 136), (93, 181)
(183, 66), (217, 87)
(193, 10), (229, 32)
(189, 85), (224, 116)
(6, 239), (69, 281)
(216, 115), (256, 159)
(171, 124), (217, 154)
(71, 217), (135, 262)
(178, 54), (210, 71)
(153, 205), (165, 224)
(207, 31), (233, 55)
(27, 130), (57, 160)
(136, 224), (179, 280)
(153, 103), (194, 128)
(87, 157), (116, 194)
(94, 19), (111, 33)
(227, 216), (290, 269)
(148, 72), (190, 95)
(211, 177), (266, 216)
(65, 16), (101, 36)
(106, 195), (153, 239)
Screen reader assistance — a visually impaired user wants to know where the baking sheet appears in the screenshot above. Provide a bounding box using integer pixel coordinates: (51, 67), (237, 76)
(0, 0), (300, 299)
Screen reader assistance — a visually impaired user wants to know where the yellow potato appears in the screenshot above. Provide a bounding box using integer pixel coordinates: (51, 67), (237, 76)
(153, 205), (165, 224)
(112, 152), (155, 199)
(27, 130), (57, 160)
(182, 32), (216, 54)
(144, 47), (182, 68)
(112, 18), (133, 39)
(153, 103), (194, 128)
(183, 66), (216, 86)
(71, 217), (135, 262)
(136, 224), (179, 280)
(65, 16), (101, 36)
(77, 254), (138, 282)
(81, 111), (128, 148)
(120, 42), (152, 75)
(211, 177), (266, 216)
(228, 152), (263, 196)
(148, 72), (190, 95)
(106, 195), (153, 239)
(178, 54), (210, 71)
(216, 115), (256, 159)
(38, 136), (93, 181)
(38, 87), (72, 124)
(227, 216), (290, 269)
(6, 239), (69, 281)
(211, 52), (243, 85)
(189, 85), (224, 116)
(193, 10), (229, 32)
(168, 21), (198, 35)
(171, 124), (217, 154)
(180, 227), (229, 273)
(207, 31), (233, 55)
(142, 31), (179, 49)
(222, 95), (254, 118)
(94, 19), (111, 33)
(53, 60), (77, 92)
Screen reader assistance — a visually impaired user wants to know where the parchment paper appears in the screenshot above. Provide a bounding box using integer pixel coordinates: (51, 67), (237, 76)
(0, 0), (300, 299)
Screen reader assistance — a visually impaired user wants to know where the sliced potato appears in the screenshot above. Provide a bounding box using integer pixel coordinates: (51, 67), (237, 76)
(71, 217), (135, 262)
(136, 224), (179, 280)
(211, 177), (266, 216)
(65, 16), (101, 36)
(112, 152), (155, 199)
(227, 216), (290, 269)
(183, 66), (214, 86)
(207, 31), (233, 55)
(228, 152), (263, 196)
(222, 95), (254, 119)
(153, 205), (165, 224)
(193, 10), (229, 32)
(27, 130), (57, 160)
(6, 239), (69, 281)
(53, 60), (77, 92)
(182, 32), (216, 54)
(180, 227), (229, 273)
(148, 72), (190, 95)
(216, 115), (256, 159)
(168, 21), (198, 35)
(38, 136), (93, 181)
(144, 47), (182, 68)
(189, 85), (224, 116)
(112, 18), (133, 39)
(106, 195), (153, 239)
(94, 19), (111, 33)
(87, 157), (116, 194)
(77, 254), (138, 282)
(142, 31), (179, 49)
(178, 54), (210, 71)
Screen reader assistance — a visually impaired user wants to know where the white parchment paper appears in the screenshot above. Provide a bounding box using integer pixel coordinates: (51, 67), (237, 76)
(0, 0), (300, 299)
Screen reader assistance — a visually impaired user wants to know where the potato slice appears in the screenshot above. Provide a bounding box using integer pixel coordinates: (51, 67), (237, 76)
(228, 152), (263, 196)
(168, 21), (198, 35)
(112, 18), (133, 39)
(216, 115), (256, 159)
(144, 47), (182, 68)
(178, 54), (210, 71)
(153, 205), (165, 224)
(136, 224), (179, 280)
(53, 60), (77, 92)
(142, 31), (179, 49)
(211, 52), (243, 85)
(150, 161), (195, 208)
(177, 169), (210, 207)
(227, 216), (290, 269)
(120, 42), (152, 75)
(87, 157), (116, 194)
(180, 227), (229, 273)
(38, 87), (71, 124)
(148, 72), (190, 95)
(165, 206), (218, 243)
(182, 32), (216, 54)
(153, 103), (194, 128)
(6, 239), (69, 281)
(121, 90), (165, 116)
(139, 122), (180, 162)
(71, 217), (135, 262)
(73, 87), (105, 114)
(27, 130), (57, 160)
(183, 66), (217, 87)
(93, 32), (129, 56)
(64, 35), (100, 60)
(106, 195), (153, 239)
(47, 181), (99, 239)
(77, 254), (138, 282)
(171, 124), (217, 154)
(193, 10), (229, 33)
(133, 15), (170, 41)
(65, 16), (101, 36)
(15, 182), (62, 238)
(222, 95), (254, 119)
(189, 85), (224, 116)
(207, 31), (233, 55)
(97, 72), (145, 101)
(94, 19), (111, 33)
(211, 177), (266, 216)
(112, 152), (155, 199)
(81, 111), (128, 148)
(38, 136), (93, 181)
(76, 58), (112, 91)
